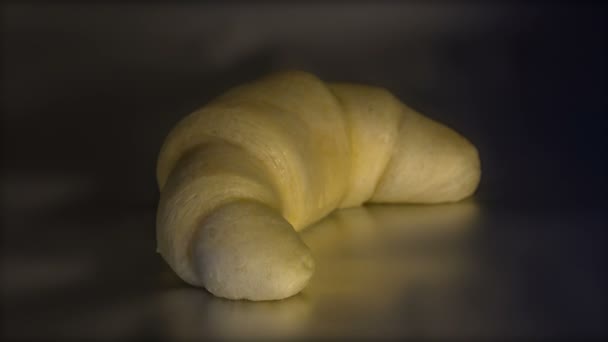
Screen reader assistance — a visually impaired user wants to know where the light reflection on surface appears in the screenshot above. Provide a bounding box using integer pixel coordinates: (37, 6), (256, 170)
(6, 200), (605, 339)
(154, 200), (481, 339)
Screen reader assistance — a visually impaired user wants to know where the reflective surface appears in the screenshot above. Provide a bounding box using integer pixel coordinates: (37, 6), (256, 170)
(3, 201), (607, 339)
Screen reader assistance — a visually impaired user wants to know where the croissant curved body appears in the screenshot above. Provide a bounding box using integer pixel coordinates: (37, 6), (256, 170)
(156, 71), (481, 300)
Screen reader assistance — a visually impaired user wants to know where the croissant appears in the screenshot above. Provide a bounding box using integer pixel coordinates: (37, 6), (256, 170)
(156, 70), (481, 301)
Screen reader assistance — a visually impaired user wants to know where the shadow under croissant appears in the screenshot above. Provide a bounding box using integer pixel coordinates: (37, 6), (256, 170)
(155, 200), (480, 339)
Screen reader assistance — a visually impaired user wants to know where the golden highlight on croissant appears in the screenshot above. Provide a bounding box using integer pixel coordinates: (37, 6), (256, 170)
(156, 70), (481, 301)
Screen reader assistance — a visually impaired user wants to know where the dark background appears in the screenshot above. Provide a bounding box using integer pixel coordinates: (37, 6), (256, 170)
(1, 2), (607, 339)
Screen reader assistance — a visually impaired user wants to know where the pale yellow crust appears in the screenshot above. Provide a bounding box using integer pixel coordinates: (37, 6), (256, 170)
(156, 70), (481, 301)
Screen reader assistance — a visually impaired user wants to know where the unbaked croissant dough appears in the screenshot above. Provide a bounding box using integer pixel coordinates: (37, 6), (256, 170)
(156, 70), (481, 301)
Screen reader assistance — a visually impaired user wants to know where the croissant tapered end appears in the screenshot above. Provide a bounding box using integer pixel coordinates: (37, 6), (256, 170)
(190, 201), (315, 301)
(372, 108), (481, 204)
